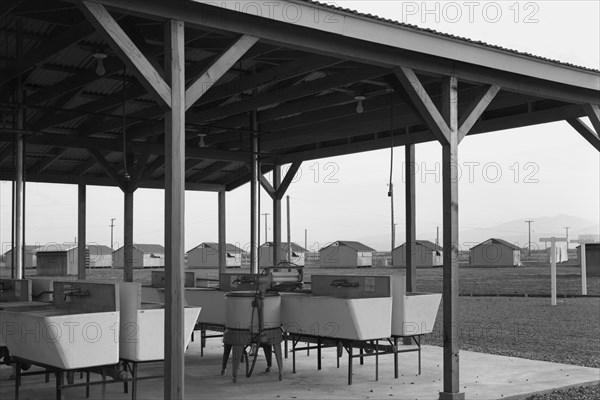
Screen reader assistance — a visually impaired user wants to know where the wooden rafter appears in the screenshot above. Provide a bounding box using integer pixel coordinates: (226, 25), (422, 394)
(185, 35), (258, 110)
(567, 118), (600, 152)
(276, 162), (301, 200)
(260, 175), (276, 199)
(31, 148), (68, 174)
(187, 161), (230, 183)
(583, 104), (600, 135)
(457, 85), (501, 142)
(87, 148), (124, 189)
(79, 2), (172, 108)
(0, 20), (95, 86)
(393, 66), (450, 144)
(188, 66), (386, 124)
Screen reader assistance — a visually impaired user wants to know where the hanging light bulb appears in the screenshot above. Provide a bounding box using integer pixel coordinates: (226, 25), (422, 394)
(93, 52), (107, 76)
(355, 95), (366, 114)
(198, 134), (207, 148)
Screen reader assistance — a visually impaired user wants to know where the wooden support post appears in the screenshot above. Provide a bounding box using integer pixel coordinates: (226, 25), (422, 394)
(540, 237), (567, 306)
(286, 195), (292, 262)
(581, 243), (587, 295)
(164, 19), (186, 400)
(123, 189), (134, 282)
(273, 166), (282, 265)
(77, 184), (87, 280)
(439, 76), (463, 400)
(405, 144), (416, 292)
(218, 190), (226, 275)
(14, 134), (23, 279)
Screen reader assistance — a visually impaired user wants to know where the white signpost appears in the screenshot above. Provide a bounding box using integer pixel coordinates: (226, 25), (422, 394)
(540, 237), (567, 306)
(571, 240), (588, 295)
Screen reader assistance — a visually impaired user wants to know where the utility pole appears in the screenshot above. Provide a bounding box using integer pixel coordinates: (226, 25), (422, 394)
(563, 227), (571, 249)
(110, 218), (116, 251)
(261, 213), (270, 244)
(525, 220), (534, 255)
(304, 229), (307, 251)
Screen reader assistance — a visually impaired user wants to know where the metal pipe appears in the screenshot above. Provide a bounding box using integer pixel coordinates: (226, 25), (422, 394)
(273, 166), (281, 265)
(78, 184), (87, 280)
(286, 195), (291, 262)
(250, 109), (259, 273)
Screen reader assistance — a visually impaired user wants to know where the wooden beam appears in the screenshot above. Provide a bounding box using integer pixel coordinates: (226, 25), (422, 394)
(130, 144), (153, 189)
(0, 130), (253, 162)
(276, 162), (301, 200)
(405, 144), (416, 292)
(0, 0), (21, 18)
(188, 66), (387, 124)
(87, 148), (124, 189)
(0, 145), (14, 165)
(79, 2), (172, 108)
(32, 148), (68, 174)
(393, 67), (449, 144)
(457, 85), (501, 142)
(187, 160), (230, 183)
(185, 35), (258, 110)
(439, 76), (462, 399)
(260, 174), (276, 199)
(583, 103), (600, 135)
(567, 118), (600, 152)
(163, 18), (186, 400)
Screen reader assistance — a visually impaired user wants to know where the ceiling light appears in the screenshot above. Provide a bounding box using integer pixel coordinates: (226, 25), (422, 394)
(92, 52), (107, 76)
(198, 134), (207, 148)
(355, 95), (366, 114)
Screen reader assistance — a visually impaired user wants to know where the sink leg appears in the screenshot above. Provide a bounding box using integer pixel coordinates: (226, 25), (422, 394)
(55, 371), (64, 400)
(284, 332), (288, 359)
(101, 368), (106, 400)
(375, 341), (379, 382)
(317, 337), (322, 370)
(123, 361), (129, 394)
(132, 362), (137, 400)
(86, 371), (90, 398)
(394, 337), (399, 379)
(347, 343), (353, 385)
(359, 347), (364, 365)
(14, 359), (20, 400)
(292, 339), (296, 373)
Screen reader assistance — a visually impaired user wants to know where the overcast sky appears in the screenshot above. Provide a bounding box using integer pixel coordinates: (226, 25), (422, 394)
(1, 1), (599, 253)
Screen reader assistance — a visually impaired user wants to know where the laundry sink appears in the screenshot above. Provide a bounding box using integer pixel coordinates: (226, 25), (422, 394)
(0, 301), (50, 347)
(1, 281), (120, 370)
(390, 275), (441, 336)
(184, 288), (226, 325)
(119, 283), (201, 362)
(281, 275), (393, 341)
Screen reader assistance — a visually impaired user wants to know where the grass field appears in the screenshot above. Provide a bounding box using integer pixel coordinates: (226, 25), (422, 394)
(2, 264), (599, 399)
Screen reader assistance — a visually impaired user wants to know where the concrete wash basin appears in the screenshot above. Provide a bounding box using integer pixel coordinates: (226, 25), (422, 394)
(390, 275), (441, 336)
(119, 283), (201, 362)
(1, 281), (120, 370)
(184, 288), (226, 325)
(281, 275), (393, 341)
(0, 279), (48, 347)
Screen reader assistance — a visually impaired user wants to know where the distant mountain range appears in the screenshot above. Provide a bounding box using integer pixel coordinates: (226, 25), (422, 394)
(356, 214), (599, 252)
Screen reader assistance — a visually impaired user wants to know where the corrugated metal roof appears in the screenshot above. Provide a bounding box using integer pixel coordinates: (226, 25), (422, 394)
(472, 238), (520, 251)
(297, 0), (599, 73)
(187, 242), (246, 253)
(261, 242), (308, 252)
(321, 240), (376, 252)
(395, 240), (442, 252)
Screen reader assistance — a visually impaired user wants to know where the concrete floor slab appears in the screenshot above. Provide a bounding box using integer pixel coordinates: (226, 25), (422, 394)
(1, 339), (598, 399)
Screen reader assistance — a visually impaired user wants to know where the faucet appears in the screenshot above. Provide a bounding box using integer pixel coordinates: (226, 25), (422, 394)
(330, 279), (359, 289)
(0, 282), (13, 293)
(62, 286), (91, 301)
